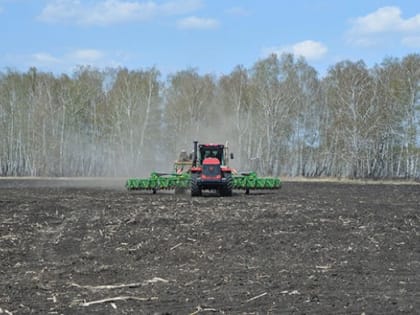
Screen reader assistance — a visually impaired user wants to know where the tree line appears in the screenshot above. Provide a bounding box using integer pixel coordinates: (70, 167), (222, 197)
(0, 53), (419, 179)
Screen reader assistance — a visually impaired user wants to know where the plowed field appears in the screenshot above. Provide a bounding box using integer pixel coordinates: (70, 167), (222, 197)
(0, 179), (419, 314)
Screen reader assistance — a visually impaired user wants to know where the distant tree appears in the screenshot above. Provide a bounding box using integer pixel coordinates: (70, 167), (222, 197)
(399, 54), (420, 177)
(217, 65), (250, 169)
(163, 68), (215, 157)
(292, 58), (322, 177)
(322, 60), (383, 177)
(106, 67), (161, 176)
(248, 53), (315, 176)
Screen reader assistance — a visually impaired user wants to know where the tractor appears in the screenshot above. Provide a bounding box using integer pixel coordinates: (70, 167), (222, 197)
(190, 141), (234, 196)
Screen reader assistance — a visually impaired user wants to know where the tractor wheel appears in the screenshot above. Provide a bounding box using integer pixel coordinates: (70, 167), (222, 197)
(222, 173), (233, 196)
(191, 174), (201, 197)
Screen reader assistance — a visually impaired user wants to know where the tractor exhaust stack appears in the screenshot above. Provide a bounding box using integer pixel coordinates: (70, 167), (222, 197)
(193, 140), (198, 167)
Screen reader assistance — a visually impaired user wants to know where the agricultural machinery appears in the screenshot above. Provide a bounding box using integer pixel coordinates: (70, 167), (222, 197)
(126, 141), (281, 196)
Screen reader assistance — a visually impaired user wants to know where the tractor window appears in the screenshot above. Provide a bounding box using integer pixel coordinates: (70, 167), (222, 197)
(201, 149), (223, 163)
(203, 164), (221, 176)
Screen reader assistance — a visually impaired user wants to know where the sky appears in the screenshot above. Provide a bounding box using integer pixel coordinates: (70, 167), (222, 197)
(0, 0), (419, 77)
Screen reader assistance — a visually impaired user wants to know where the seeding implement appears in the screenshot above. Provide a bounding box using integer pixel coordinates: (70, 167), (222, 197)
(126, 141), (281, 196)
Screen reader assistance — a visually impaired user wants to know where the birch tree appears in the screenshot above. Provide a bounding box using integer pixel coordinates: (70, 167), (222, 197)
(217, 65), (250, 168)
(323, 60), (387, 177)
(249, 54), (303, 175)
(399, 54), (420, 177)
(163, 69), (215, 155)
(107, 67), (161, 175)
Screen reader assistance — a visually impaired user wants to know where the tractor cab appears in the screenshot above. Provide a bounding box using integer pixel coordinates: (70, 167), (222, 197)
(193, 142), (234, 168)
(199, 144), (225, 166)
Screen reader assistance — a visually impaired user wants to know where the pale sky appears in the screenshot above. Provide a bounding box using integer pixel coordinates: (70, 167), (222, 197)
(1, 0), (419, 76)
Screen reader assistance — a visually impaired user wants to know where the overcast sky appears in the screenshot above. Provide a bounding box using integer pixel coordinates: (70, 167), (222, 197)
(0, 0), (419, 77)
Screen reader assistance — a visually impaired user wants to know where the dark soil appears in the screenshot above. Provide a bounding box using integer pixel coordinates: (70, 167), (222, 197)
(0, 179), (419, 314)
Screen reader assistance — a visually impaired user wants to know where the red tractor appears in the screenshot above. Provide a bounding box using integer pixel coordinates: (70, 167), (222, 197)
(190, 141), (234, 196)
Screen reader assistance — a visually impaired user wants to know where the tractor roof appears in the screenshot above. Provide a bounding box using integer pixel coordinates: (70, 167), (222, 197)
(200, 144), (224, 148)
